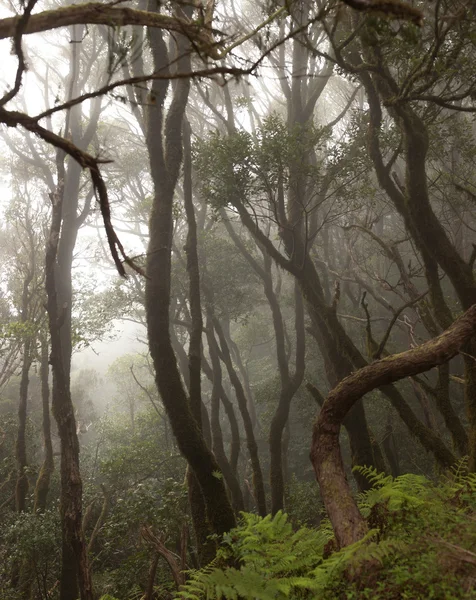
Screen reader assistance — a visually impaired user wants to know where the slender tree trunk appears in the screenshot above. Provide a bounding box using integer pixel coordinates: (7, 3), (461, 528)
(358, 56), (476, 469)
(223, 321), (259, 431)
(382, 414), (400, 477)
(201, 354), (241, 473)
(183, 115), (216, 563)
(33, 336), (54, 513)
(144, 552), (160, 600)
(213, 317), (267, 516)
(269, 283), (305, 514)
(15, 338), (32, 513)
(46, 190), (93, 600)
(206, 321), (245, 512)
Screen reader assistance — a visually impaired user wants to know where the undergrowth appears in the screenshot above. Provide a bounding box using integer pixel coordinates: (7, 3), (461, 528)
(176, 463), (476, 599)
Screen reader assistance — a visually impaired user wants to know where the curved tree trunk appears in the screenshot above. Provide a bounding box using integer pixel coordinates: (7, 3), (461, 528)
(201, 354), (242, 474)
(357, 51), (476, 469)
(212, 316), (267, 516)
(145, 2), (235, 540)
(311, 304), (476, 548)
(221, 214), (305, 512)
(206, 321), (245, 512)
(183, 115), (216, 564)
(269, 282), (305, 514)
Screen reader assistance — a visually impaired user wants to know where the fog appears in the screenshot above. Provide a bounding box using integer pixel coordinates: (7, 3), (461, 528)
(1, 1), (476, 598)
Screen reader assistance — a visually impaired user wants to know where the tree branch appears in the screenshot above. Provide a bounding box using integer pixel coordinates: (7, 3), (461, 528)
(311, 303), (476, 548)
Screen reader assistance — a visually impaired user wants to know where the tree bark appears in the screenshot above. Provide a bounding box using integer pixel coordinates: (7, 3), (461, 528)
(206, 321), (245, 512)
(212, 316), (267, 516)
(356, 46), (476, 468)
(0, 3), (217, 48)
(201, 354), (241, 473)
(269, 282), (305, 514)
(183, 115), (216, 563)
(15, 338), (32, 513)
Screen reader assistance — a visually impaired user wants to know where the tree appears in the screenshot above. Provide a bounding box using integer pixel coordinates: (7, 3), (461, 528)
(312, 303), (476, 547)
(144, 2), (236, 549)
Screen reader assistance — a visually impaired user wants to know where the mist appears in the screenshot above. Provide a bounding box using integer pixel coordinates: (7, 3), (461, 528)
(1, 1), (476, 599)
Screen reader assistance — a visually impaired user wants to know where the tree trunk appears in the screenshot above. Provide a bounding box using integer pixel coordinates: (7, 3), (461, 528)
(212, 317), (267, 516)
(145, 2), (235, 539)
(269, 283), (305, 514)
(358, 54), (476, 469)
(206, 321), (245, 512)
(201, 354), (241, 473)
(15, 338), (32, 513)
(182, 116), (216, 563)
(33, 336), (54, 513)
(311, 304), (476, 548)
(46, 190), (93, 600)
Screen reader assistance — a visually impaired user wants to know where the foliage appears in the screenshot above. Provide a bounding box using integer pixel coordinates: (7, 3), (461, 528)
(193, 115), (329, 212)
(177, 511), (332, 600)
(177, 468), (476, 599)
(0, 509), (61, 599)
(285, 476), (324, 528)
(87, 409), (188, 599)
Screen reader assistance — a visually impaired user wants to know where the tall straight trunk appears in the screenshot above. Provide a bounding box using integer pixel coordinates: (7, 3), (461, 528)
(33, 336), (54, 513)
(46, 190), (92, 600)
(42, 27), (102, 597)
(183, 116), (216, 563)
(206, 322), (245, 512)
(15, 267), (35, 514)
(213, 317), (267, 516)
(15, 338), (32, 513)
(145, 1), (235, 539)
(55, 25), (101, 383)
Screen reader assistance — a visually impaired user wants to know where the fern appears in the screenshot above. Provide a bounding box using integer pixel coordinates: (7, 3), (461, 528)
(177, 511), (332, 599)
(177, 470), (476, 600)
